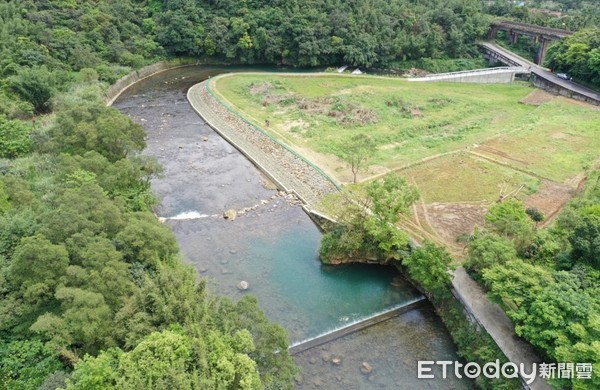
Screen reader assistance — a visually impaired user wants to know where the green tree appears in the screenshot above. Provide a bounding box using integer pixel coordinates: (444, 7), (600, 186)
(115, 212), (178, 270)
(466, 232), (517, 276)
(0, 339), (63, 390)
(8, 235), (69, 304)
(320, 175), (418, 263)
(8, 66), (56, 114)
(0, 116), (32, 158)
(482, 259), (553, 313)
(485, 199), (534, 253)
(47, 103), (146, 162)
(403, 242), (453, 300)
(31, 288), (113, 355)
(570, 214), (600, 268)
(341, 133), (376, 184)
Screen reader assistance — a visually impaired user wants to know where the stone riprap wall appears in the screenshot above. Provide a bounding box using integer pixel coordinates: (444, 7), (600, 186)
(105, 59), (197, 105)
(187, 78), (339, 209)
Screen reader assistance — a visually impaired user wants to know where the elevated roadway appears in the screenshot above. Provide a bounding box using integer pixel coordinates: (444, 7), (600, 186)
(481, 42), (600, 105)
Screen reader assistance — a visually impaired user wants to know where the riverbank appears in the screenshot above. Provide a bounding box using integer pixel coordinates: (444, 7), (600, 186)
(187, 79), (340, 210)
(112, 65), (479, 388)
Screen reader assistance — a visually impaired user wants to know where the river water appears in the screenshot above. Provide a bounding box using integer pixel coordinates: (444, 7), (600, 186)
(114, 66), (473, 389)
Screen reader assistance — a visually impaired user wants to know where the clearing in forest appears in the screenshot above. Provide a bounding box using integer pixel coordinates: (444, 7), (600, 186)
(212, 73), (600, 255)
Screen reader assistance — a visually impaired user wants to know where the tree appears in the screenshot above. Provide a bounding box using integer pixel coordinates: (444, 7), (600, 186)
(341, 133), (376, 184)
(570, 214), (600, 268)
(485, 199), (534, 253)
(8, 66), (56, 114)
(320, 175), (418, 263)
(8, 235), (69, 304)
(115, 212), (178, 270)
(403, 242), (453, 300)
(466, 232), (517, 276)
(47, 103), (146, 162)
(31, 288), (114, 355)
(525, 207), (545, 226)
(0, 339), (63, 390)
(0, 116), (32, 158)
(545, 28), (600, 87)
(482, 259), (553, 313)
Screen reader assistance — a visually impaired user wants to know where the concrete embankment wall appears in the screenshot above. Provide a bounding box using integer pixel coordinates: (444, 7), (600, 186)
(187, 77), (340, 210)
(105, 58), (198, 106)
(531, 73), (600, 106)
(407, 67), (526, 83)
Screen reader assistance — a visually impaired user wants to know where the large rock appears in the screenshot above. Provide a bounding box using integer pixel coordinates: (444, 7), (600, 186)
(360, 361), (373, 375)
(223, 209), (237, 220)
(237, 280), (249, 290)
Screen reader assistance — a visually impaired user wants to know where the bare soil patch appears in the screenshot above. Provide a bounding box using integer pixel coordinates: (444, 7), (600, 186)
(519, 89), (555, 105)
(524, 179), (577, 224)
(417, 202), (488, 247)
(249, 81), (273, 95)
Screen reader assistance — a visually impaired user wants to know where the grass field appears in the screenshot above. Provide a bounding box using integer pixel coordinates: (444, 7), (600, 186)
(401, 153), (540, 203)
(212, 73), (600, 248)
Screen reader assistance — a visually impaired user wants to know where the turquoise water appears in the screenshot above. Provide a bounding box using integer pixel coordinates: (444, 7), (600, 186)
(115, 66), (420, 342)
(168, 201), (420, 342)
(114, 66), (474, 388)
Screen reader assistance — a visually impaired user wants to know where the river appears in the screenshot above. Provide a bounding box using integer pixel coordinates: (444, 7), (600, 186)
(113, 65), (473, 389)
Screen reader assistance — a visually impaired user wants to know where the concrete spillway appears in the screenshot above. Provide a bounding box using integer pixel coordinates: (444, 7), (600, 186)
(288, 296), (427, 355)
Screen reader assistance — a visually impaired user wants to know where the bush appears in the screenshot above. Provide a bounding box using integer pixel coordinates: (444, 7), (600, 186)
(0, 117), (32, 158)
(8, 66), (57, 114)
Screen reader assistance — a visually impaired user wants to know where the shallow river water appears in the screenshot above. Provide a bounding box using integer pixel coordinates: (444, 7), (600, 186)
(114, 66), (473, 389)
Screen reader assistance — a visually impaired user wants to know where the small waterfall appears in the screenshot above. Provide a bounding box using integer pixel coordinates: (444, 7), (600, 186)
(288, 296), (426, 355)
(168, 211), (212, 220)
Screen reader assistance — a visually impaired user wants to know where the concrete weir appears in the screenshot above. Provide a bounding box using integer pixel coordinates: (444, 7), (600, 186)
(288, 296), (426, 355)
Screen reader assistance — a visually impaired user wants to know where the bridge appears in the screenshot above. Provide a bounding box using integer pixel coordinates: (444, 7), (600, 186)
(488, 20), (573, 65)
(480, 42), (600, 106)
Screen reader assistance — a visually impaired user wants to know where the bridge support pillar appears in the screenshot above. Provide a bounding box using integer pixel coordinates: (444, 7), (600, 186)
(536, 38), (549, 65)
(487, 27), (498, 40)
(510, 31), (519, 45)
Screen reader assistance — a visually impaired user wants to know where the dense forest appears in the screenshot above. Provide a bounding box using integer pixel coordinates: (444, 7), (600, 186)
(464, 175), (600, 389)
(0, 71), (296, 389)
(1, 0), (599, 388)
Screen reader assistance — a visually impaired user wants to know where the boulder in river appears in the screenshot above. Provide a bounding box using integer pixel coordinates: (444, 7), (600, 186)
(360, 361), (373, 375)
(223, 209), (237, 220)
(237, 280), (249, 290)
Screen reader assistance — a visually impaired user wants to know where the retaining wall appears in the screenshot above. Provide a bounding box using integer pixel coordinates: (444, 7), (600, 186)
(105, 58), (198, 106)
(187, 78), (340, 210)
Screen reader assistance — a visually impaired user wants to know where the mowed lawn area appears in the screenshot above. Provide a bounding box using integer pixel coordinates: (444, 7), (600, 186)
(212, 73), (600, 202)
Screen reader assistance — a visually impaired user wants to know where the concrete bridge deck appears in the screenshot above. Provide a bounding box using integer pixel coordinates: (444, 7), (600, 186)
(491, 20), (572, 40)
(481, 42), (600, 105)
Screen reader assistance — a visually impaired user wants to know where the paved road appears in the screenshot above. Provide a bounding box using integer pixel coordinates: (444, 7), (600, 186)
(452, 267), (551, 390)
(482, 42), (600, 103)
